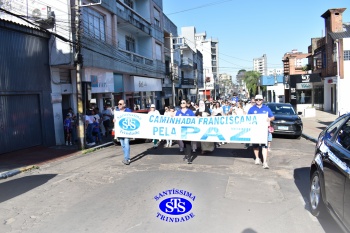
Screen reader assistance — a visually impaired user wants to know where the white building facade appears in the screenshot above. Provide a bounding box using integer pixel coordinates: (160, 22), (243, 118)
(253, 54), (267, 76)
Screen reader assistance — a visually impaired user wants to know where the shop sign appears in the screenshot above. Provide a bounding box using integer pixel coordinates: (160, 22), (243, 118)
(301, 75), (310, 82)
(90, 72), (115, 93)
(296, 83), (313, 89)
(133, 76), (162, 92)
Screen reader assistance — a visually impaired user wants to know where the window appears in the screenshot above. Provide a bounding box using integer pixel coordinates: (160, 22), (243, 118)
(315, 58), (323, 69)
(336, 118), (350, 151)
(344, 50), (350, 61)
(82, 8), (106, 41)
(155, 43), (162, 60)
(153, 8), (160, 29)
(296, 90), (311, 104)
(333, 44), (338, 62)
(325, 117), (346, 140)
(126, 36), (135, 52)
(124, 0), (134, 9)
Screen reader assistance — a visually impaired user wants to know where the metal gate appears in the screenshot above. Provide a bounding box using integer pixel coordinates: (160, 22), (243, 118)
(0, 94), (42, 154)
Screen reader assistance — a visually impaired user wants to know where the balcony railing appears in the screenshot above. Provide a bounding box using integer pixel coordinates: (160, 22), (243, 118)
(117, 3), (152, 35)
(181, 57), (193, 67)
(119, 49), (154, 66)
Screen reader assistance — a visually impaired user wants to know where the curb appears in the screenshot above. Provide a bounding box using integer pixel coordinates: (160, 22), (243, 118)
(0, 142), (114, 180)
(0, 165), (38, 180)
(302, 133), (317, 143)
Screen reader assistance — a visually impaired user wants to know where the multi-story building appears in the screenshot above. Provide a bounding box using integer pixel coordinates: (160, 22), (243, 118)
(194, 30), (219, 100)
(253, 54), (267, 76)
(0, 0), (178, 150)
(163, 14), (181, 107)
(310, 8), (350, 115)
(177, 26), (199, 103)
(282, 49), (309, 75)
(282, 49), (313, 109)
(168, 26), (209, 103)
(217, 73), (232, 99)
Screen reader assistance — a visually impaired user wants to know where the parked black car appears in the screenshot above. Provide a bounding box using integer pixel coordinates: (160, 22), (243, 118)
(265, 103), (303, 138)
(309, 113), (350, 232)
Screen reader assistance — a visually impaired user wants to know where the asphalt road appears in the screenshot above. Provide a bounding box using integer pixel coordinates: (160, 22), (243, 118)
(0, 137), (343, 233)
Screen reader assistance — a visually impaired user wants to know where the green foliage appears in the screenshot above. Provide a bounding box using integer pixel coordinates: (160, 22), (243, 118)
(237, 69), (246, 74)
(243, 71), (261, 96)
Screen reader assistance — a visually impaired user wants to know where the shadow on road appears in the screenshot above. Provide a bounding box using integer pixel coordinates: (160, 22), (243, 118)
(293, 167), (342, 232)
(0, 174), (57, 203)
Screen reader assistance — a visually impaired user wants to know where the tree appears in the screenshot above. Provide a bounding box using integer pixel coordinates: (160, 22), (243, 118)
(243, 71), (261, 97)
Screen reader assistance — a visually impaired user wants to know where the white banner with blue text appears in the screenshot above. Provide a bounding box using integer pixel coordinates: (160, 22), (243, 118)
(114, 112), (269, 144)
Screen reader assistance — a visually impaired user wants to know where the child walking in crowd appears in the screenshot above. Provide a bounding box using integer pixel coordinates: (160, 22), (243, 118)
(64, 114), (72, 145)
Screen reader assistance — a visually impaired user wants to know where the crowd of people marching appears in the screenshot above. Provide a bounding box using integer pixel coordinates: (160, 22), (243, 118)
(64, 94), (274, 169)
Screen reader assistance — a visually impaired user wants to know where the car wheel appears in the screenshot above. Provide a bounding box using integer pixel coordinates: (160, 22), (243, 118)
(310, 170), (325, 217)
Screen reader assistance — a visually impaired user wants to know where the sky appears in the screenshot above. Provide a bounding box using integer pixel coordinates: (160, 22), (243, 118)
(163, 0), (350, 81)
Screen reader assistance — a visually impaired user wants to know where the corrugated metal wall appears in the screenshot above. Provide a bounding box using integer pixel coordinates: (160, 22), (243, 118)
(0, 20), (55, 154)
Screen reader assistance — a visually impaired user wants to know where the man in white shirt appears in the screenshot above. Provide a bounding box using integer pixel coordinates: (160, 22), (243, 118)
(85, 111), (95, 146)
(102, 105), (113, 136)
(148, 104), (160, 148)
(244, 97), (256, 113)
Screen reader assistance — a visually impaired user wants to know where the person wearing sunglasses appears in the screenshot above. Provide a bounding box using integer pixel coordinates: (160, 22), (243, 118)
(176, 100), (196, 164)
(244, 97), (256, 113)
(247, 94), (275, 169)
(114, 99), (132, 165)
(148, 104), (160, 148)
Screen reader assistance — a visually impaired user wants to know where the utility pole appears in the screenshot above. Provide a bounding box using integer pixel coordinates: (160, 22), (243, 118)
(195, 70), (199, 103)
(74, 0), (102, 149)
(75, 0), (85, 150)
(170, 33), (176, 106)
(204, 69), (207, 101)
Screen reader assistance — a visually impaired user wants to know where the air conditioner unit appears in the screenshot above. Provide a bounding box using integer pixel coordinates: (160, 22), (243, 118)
(29, 2), (51, 21)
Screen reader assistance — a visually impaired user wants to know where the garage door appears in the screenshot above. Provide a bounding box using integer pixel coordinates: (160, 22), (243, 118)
(0, 94), (42, 154)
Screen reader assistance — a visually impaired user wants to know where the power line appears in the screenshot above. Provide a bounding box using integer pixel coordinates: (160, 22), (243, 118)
(166, 0), (233, 16)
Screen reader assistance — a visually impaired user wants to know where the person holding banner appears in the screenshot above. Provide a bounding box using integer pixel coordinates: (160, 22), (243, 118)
(164, 106), (176, 147)
(186, 100), (198, 153)
(196, 100), (215, 154)
(176, 100), (196, 164)
(247, 94), (275, 169)
(114, 99), (133, 165)
(148, 104), (160, 148)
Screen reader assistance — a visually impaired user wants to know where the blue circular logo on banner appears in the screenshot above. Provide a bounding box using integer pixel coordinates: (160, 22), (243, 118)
(159, 198), (192, 215)
(119, 117), (140, 131)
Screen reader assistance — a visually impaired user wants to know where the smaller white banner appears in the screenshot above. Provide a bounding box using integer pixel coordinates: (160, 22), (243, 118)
(296, 82), (313, 89)
(114, 112), (269, 144)
(134, 76), (162, 92)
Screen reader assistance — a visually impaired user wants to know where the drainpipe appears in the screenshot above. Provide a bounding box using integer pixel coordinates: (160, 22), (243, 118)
(335, 39), (341, 116)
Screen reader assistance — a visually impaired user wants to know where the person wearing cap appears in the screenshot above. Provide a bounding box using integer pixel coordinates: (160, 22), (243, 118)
(148, 104), (160, 148)
(247, 94), (275, 169)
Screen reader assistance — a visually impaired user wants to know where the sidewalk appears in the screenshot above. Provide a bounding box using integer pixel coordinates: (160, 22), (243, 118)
(0, 110), (339, 179)
(300, 110), (339, 143)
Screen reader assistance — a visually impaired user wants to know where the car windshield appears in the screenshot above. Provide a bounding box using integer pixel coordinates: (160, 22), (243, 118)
(268, 105), (296, 115)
